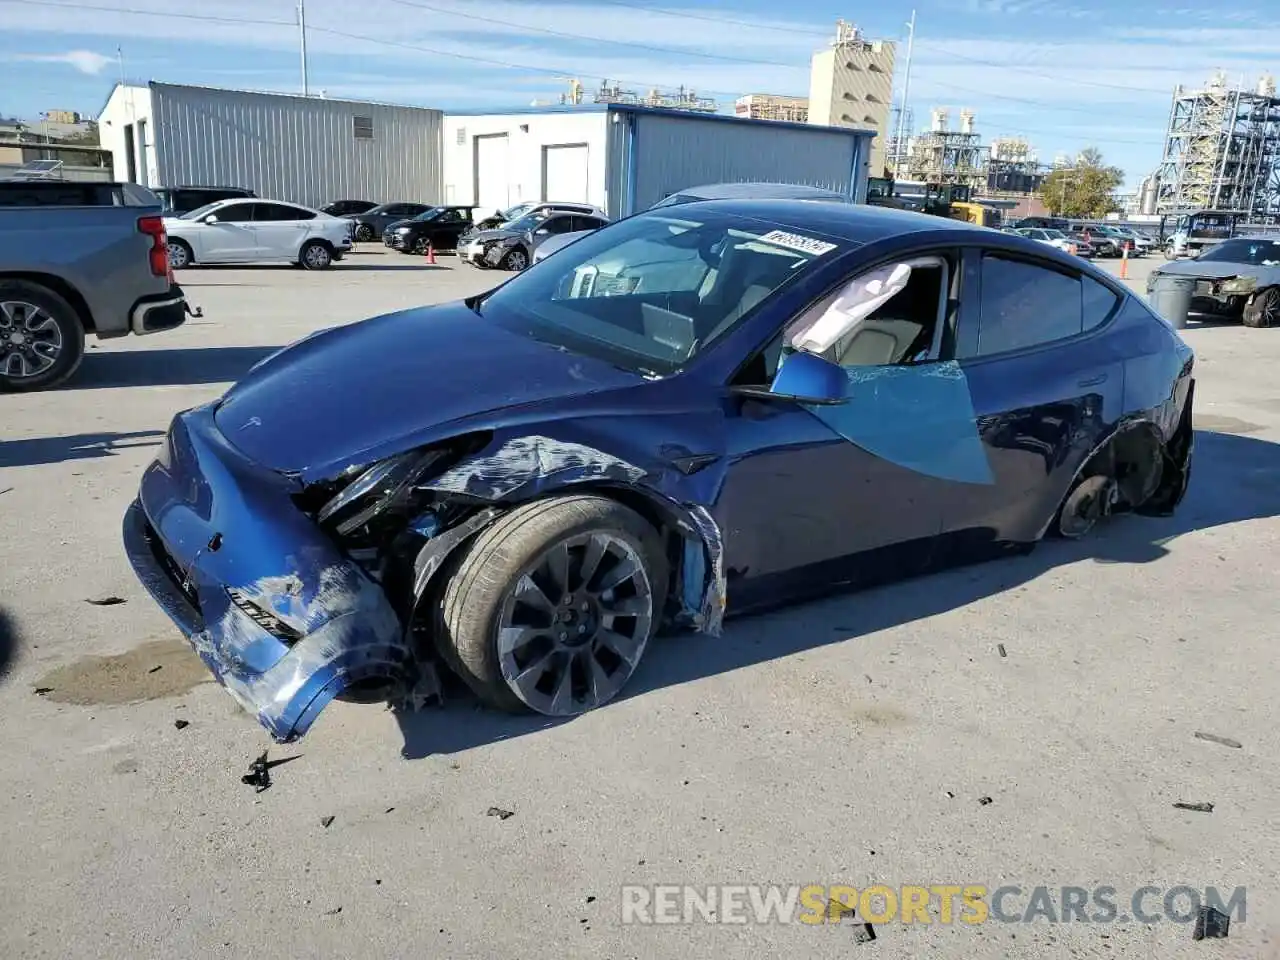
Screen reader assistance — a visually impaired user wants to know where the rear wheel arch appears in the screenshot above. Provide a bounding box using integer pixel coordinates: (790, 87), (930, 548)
(1050, 419), (1167, 537)
(0, 271), (94, 332)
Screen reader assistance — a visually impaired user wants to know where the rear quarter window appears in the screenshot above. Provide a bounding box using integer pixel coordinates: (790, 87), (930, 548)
(977, 254), (1085, 355)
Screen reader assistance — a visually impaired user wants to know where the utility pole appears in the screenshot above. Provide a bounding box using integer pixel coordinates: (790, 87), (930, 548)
(298, 0), (310, 96)
(893, 10), (916, 179)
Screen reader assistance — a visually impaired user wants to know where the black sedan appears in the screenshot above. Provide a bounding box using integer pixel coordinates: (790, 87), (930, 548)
(346, 202), (434, 242)
(123, 200), (1194, 742)
(321, 199), (377, 217)
(382, 206), (477, 255)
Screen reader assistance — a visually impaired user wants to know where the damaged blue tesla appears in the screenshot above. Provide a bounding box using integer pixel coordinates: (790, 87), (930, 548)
(123, 200), (1195, 742)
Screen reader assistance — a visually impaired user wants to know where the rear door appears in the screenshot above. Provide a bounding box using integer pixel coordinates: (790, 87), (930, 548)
(251, 202), (314, 259)
(941, 247), (1125, 549)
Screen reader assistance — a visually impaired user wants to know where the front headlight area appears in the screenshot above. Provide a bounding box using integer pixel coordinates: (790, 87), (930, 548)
(292, 433), (492, 576)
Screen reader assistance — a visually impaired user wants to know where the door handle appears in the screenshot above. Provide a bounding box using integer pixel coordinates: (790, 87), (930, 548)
(1077, 373), (1108, 388)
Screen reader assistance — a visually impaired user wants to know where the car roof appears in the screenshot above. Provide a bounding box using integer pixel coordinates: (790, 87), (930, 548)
(655, 198), (986, 245)
(671, 182), (848, 202)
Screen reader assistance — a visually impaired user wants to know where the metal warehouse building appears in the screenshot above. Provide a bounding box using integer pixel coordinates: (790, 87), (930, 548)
(98, 82), (443, 209)
(442, 105), (874, 219)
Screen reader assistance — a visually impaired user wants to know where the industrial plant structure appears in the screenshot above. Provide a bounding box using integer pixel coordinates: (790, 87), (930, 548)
(807, 20), (896, 176)
(735, 94), (809, 123)
(1153, 71), (1280, 219)
(898, 107), (990, 191)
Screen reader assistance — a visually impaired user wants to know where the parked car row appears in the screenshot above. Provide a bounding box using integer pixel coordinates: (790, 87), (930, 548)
(1012, 217), (1155, 257)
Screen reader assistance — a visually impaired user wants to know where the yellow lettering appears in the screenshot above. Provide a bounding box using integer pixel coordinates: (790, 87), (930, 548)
(961, 886), (989, 925)
(901, 886), (931, 924)
(798, 885), (827, 925)
(828, 885), (858, 922)
(931, 885), (963, 923)
(860, 885), (897, 924)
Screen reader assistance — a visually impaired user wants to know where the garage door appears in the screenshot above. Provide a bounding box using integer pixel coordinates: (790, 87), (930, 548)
(474, 134), (510, 213)
(543, 144), (589, 202)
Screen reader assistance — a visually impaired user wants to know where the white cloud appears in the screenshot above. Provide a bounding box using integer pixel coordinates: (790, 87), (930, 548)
(14, 49), (113, 74)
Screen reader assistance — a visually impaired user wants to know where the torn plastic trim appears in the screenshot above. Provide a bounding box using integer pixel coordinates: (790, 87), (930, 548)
(416, 435), (727, 637)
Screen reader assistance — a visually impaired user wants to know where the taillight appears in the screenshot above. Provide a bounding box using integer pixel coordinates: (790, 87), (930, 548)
(137, 215), (170, 279)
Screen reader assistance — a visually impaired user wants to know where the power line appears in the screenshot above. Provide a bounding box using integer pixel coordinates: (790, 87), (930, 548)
(385, 0), (803, 70)
(922, 46), (1171, 96)
(585, 0), (831, 38)
(1, 0), (293, 27)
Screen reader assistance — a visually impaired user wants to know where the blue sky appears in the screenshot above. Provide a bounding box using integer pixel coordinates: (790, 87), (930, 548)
(2, 0), (1277, 188)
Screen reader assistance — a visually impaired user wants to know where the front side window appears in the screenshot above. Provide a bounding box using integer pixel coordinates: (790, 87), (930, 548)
(478, 211), (843, 376)
(211, 203), (254, 223)
(976, 255), (1086, 355)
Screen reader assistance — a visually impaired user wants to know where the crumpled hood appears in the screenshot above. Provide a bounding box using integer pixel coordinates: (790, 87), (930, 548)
(212, 301), (642, 477)
(469, 227), (522, 243)
(1154, 260), (1277, 281)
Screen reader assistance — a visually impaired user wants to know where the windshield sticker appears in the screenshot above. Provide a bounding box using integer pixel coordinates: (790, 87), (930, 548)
(758, 230), (838, 257)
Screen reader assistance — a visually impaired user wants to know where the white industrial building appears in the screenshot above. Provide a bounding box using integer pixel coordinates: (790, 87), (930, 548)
(443, 104), (874, 219)
(97, 82), (875, 218)
(98, 82), (443, 208)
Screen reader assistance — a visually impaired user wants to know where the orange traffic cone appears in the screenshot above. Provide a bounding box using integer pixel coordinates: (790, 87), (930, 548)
(425, 240), (436, 265)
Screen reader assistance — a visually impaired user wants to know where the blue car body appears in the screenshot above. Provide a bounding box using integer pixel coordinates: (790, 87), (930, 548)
(123, 200), (1195, 742)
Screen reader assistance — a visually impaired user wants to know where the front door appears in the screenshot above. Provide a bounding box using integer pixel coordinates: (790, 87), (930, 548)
(190, 201), (257, 262)
(714, 248), (985, 609)
(942, 247), (1126, 549)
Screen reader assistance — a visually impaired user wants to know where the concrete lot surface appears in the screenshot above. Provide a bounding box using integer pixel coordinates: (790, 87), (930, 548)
(1, 246), (1278, 959)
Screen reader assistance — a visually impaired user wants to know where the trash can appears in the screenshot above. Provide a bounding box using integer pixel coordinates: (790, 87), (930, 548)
(1149, 274), (1197, 329)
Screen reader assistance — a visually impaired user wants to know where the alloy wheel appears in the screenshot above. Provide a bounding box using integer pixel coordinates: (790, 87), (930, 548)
(303, 244), (331, 269)
(167, 241), (190, 269)
(496, 531), (654, 716)
(0, 300), (63, 379)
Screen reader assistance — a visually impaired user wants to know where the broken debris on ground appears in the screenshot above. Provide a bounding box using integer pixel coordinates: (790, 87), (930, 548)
(240, 750), (301, 793)
(1194, 731), (1242, 749)
(84, 596), (127, 606)
(1172, 801), (1214, 813)
(173, 719), (189, 730)
(1192, 905), (1231, 940)
(486, 806), (515, 820)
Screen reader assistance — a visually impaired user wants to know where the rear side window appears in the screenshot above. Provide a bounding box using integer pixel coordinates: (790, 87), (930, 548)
(977, 255), (1084, 355)
(1082, 276), (1120, 331)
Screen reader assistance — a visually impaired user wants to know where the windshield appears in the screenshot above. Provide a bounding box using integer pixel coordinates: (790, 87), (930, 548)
(500, 202), (536, 221)
(477, 209), (844, 376)
(1042, 229), (1067, 240)
(506, 210), (551, 232)
(179, 201), (223, 221)
(1197, 238), (1280, 265)
(413, 208), (441, 221)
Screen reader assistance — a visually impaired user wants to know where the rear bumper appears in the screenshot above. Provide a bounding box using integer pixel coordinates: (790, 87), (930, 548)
(130, 284), (190, 335)
(122, 403), (411, 742)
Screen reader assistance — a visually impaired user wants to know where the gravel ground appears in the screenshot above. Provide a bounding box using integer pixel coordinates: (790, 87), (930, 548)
(1, 246), (1277, 959)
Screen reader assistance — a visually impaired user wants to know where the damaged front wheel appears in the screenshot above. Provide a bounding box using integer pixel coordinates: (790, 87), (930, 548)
(435, 495), (667, 716)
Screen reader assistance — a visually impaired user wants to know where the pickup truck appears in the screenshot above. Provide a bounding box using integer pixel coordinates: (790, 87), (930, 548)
(0, 181), (194, 392)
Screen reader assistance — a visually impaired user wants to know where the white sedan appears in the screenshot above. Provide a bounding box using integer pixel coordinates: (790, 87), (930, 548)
(164, 198), (353, 270)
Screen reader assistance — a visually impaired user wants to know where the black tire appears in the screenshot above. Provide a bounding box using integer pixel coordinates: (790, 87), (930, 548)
(167, 239), (194, 269)
(1243, 287), (1280, 328)
(499, 246), (529, 271)
(0, 279), (86, 393)
(299, 240), (333, 271)
(435, 494), (668, 714)
(411, 237), (429, 255)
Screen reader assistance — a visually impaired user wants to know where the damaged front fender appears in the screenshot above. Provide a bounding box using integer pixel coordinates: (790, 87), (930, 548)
(416, 434), (727, 636)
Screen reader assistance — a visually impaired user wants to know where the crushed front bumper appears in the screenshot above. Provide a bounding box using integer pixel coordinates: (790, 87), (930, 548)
(121, 403), (410, 742)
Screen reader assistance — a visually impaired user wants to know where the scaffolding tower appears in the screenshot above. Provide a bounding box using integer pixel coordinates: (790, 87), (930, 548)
(902, 108), (990, 190)
(1154, 71), (1280, 219)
